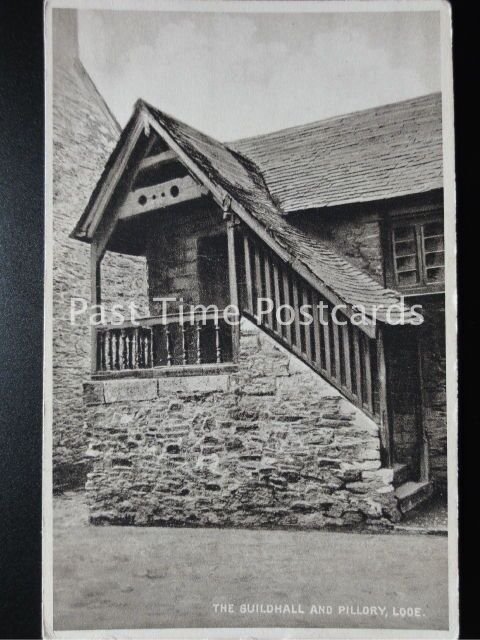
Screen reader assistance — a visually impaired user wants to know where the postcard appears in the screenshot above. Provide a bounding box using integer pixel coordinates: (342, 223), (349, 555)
(43, 1), (457, 637)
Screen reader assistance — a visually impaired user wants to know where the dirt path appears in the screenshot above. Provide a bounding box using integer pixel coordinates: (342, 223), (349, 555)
(53, 492), (449, 632)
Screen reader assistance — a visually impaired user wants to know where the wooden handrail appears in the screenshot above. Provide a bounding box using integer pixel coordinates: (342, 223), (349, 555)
(96, 308), (223, 331)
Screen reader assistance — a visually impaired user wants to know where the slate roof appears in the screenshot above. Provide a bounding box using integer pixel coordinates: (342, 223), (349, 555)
(230, 93), (443, 212)
(141, 102), (418, 324)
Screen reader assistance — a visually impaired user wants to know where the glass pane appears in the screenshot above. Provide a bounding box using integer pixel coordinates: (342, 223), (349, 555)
(423, 221), (444, 238)
(398, 270), (419, 286)
(425, 251), (444, 267)
(394, 226), (415, 242)
(395, 241), (416, 257)
(396, 255), (417, 271)
(424, 236), (444, 253)
(426, 267), (444, 283)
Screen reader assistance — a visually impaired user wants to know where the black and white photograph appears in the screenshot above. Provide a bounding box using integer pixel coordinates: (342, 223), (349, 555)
(43, 1), (457, 637)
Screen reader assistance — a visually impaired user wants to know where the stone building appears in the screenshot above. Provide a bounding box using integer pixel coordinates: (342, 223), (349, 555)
(53, 11), (446, 527)
(52, 10), (148, 489)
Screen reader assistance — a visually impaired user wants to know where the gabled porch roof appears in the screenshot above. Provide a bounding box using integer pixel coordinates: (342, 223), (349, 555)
(72, 99), (418, 326)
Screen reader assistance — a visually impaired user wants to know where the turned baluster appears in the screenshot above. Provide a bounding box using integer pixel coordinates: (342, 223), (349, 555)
(119, 329), (126, 370)
(111, 332), (118, 370)
(181, 323), (187, 365)
(196, 321), (202, 364)
(99, 331), (106, 371)
(143, 330), (151, 368)
(215, 321), (222, 363)
(133, 328), (140, 369)
(127, 330), (133, 369)
(140, 331), (146, 368)
(147, 329), (153, 368)
(106, 331), (113, 370)
(165, 324), (172, 366)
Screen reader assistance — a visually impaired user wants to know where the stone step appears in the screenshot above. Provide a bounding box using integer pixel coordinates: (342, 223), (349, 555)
(395, 481), (433, 514)
(392, 462), (411, 487)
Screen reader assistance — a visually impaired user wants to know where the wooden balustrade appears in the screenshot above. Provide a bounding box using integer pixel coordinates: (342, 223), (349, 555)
(95, 311), (233, 372)
(240, 233), (381, 420)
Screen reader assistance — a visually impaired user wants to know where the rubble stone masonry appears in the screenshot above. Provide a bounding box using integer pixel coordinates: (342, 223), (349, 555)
(52, 46), (148, 490)
(83, 320), (401, 528)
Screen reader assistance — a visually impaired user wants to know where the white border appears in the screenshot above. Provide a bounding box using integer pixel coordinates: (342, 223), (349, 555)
(43, 1), (458, 639)
(44, 1), (54, 637)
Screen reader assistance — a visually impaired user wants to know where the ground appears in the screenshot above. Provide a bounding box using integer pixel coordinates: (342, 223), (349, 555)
(53, 492), (449, 632)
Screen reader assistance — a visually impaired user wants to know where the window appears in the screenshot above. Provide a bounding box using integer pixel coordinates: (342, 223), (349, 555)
(390, 217), (444, 291)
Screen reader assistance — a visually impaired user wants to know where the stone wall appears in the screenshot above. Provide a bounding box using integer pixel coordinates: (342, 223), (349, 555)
(386, 328), (422, 479)
(146, 203), (228, 314)
(52, 16), (148, 490)
(418, 296), (447, 490)
(322, 217), (384, 282)
(294, 212), (384, 284)
(83, 319), (400, 528)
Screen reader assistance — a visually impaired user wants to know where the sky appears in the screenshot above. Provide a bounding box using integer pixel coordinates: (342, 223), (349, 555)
(78, 8), (441, 141)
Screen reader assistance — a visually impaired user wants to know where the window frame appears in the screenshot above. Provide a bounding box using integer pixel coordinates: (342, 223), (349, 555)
(385, 211), (445, 295)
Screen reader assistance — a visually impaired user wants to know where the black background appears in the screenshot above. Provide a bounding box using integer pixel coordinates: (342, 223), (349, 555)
(0, 0), (473, 638)
(1, 0), (43, 637)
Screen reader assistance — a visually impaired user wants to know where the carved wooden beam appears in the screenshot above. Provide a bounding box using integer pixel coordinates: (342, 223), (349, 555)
(137, 149), (178, 172)
(118, 175), (208, 219)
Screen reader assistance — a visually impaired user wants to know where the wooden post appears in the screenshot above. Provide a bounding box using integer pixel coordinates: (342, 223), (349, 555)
(323, 305), (332, 377)
(243, 235), (254, 314)
(417, 334), (430, 481)
(282, 269), (293, 345)
(254, 244), (263, 317)
(90, 242), (101, 374)
(264, 254), (273, 329)
(312, 292), (323, 370)
(302, 288), (312, 361)
(353, 329), (363, 402)
(227, 216), (240, 362)
(332, 321), (341, 382)
(376, 327), (392, 467)
(292, 277), (302, 352)
(272, 260), (282, 339)
(363, 335), (373, 412)
(342, 324), (352, 392)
